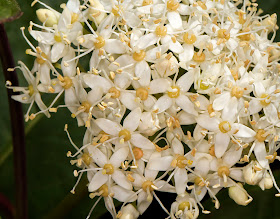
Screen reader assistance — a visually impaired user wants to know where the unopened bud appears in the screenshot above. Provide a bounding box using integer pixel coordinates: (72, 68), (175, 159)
(243, 161), (263, 185)
(228, 183), (250, 206)
(36, 9), (59, 27)
(119, 204), (139, 219)
(88, 0), (106, 25)
(259, 172), (273, 190)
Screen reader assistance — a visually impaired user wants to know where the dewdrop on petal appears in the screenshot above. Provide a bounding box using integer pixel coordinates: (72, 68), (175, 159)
(36, 9), (59, 27)
(119, 204), (139, 219)
(228, 183), (251, 206)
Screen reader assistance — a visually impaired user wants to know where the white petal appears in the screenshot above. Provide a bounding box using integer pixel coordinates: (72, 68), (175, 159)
(104, 39), (126, 54)
(174, 168), (188, 194)
(167, 11), (182, 30)
(135, 61), (151, 87)
(130, 134), (154, 149)
(177, 111), (196, 125)
(95, 118), (121, 136)
(153, 95), (172, 113)
(51, 43), (65, 62)
(119, 92), (138, 110)
(111, 185), (137, 202)
(254, 141), (269, 168)
(171, 138), (184, 155)
(196, 114), (219, 131)
(232, 124), (256, 138)
(264, 104), (278, 123)
(248, 99), (262, 115)
(221, 97), (238, 123)
(195, 158), (210, 176)
(223, 146), (242, 168)
(88, 171), (108, 192)
(88, 147), (107, 167)
(149, 78), (171, 94)
(176, 70), (194, 92)
(176, 95), (198, 116)
(124, 107), (142, 131)
(179, 44), (194, 62)
(215, 132), (230, 158)
(137, 33), (158, 49)
(213, 92), (231, 111)
(112, 170), (132, 190)
(83, 74), (111, 92)
(110, 147), (129, 167)
(147, 156), (173, 171)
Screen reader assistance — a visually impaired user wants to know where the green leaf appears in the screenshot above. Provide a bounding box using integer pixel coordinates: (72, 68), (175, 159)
(0, 0), (22, 23)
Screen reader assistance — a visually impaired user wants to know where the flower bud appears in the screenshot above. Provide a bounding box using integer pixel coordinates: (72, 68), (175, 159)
(228, 183), (251, 206)
(120, 204), (139, 219)
(36, 9), (59, 27)
(259, 172), (273, 190)
(243, 161), (263, 185)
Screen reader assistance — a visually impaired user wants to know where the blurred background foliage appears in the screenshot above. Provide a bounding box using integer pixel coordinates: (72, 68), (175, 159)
(0, 0), (280, 218)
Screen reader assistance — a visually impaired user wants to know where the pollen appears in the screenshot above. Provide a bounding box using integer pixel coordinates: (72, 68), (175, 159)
(81, 101), (91, 113)
(142, 180), (155, 192)
(133, 147), (144, 160)
(217, 29), (230, 40)
(99, 184), (109, 197)
(178, 201), (190, 211)
(193, 51), (206, 62)
(142, 0), (153, 6)
(255, 129), (268, 142)
(59, 76), (73, 89)
(28, 85), (34, 96)
(81, 153), (92, 166)
(260, 93), (271, 106)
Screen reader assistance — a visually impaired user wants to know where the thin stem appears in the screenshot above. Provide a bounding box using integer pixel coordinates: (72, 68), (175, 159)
(0, 23), (27, 219)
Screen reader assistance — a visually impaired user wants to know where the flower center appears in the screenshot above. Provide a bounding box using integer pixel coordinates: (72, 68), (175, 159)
(183, 33), (197, 44)
(155, 25), (167, 37)
(142, 180), (155, 192)
(54, 33), (62, 42)
(217, 166), (230, 177)
(209, 145), (215, 156)
(98, 184), (109, 197)
(219, 121), (231, 133)
(174, 155), (188, 168)
(28, 85), (34, 96)
(59, 76), (73, 89)
(193, 52), (205, 62)
(142, 0), (153, 6)
(178, 201), (190, 211)
(231, 86), (244, 99)
(167, 86), (180, 98)
(255, 129), (267, 142)
(133, 50), (146, 61)
(119, 129), (131, 141)
(136, 87), (149, 100)
(36, 52), (48, 64)
(71, 13), (79, 24)
(112, 5), (122, 16)
(94, 36), (105, 49)
(260, 93), (271, 106)
(81, 101), (91, 113)
(81, 153), (92, 166)
(217, 29), (230, 40)
(167, 0), (179, 11)
(194, 177), (204, 186)
(133, 147), (144, 160)
(109, 87), (121, 98)
(199, 80), (209, 90)
(103, 164), (114, 175)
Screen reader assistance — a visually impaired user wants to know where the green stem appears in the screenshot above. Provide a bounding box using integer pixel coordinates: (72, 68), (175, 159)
(0, 23), (27, 219)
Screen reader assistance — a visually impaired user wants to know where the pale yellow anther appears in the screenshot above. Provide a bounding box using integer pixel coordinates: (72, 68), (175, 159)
(255, 129), (268, 142)
(217, 166), (230, 177)
(260, 93), (271, 106)
(193, 51), (206, 62)
(109, 87), (121, 98)
(178, 201), (190, 211)
(142, 0), (153, 6)
(183, 33), (197, 44)
(142, 180), (155, 192)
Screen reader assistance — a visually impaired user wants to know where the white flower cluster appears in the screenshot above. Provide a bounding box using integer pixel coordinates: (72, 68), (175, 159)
(7, 0), (280, 218)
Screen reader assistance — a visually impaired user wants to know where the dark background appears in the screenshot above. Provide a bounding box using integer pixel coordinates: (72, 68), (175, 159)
(1, 0), (280, 218)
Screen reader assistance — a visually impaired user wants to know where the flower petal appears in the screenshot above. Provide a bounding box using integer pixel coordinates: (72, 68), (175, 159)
(88, 171), (108, 192)
(215, 132), (230, 158)
(112, 170), (132, 190)
(95, 118), (121, 136)
(130, 133), (154, 149)
(110, 147), (129, 167)
(123, 107), (142, 131)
